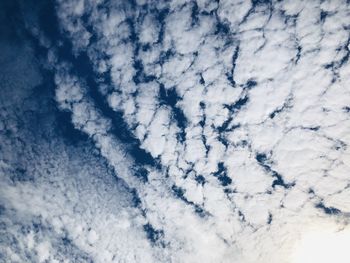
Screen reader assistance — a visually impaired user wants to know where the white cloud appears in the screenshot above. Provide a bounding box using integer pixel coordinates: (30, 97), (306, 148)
(4, 0), (350, 262)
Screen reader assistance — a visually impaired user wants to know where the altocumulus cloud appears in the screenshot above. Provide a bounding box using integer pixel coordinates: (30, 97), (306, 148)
(1, 0), (350, 262)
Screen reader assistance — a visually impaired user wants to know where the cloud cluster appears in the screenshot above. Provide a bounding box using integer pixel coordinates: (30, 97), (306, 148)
(1, 0), (350, 262)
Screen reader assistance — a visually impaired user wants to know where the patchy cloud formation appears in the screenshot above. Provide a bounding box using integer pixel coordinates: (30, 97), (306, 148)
(1, 0), (350, 262)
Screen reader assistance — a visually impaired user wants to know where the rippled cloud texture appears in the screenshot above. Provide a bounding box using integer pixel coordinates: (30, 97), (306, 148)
(1, 0), (350, 262)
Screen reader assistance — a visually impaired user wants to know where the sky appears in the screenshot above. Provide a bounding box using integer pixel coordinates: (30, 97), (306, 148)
(0, 0), (350, 262)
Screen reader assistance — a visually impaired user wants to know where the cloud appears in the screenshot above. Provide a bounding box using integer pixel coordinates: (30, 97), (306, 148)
(2, 0), (350, 262)
(50, 0), (350, 261)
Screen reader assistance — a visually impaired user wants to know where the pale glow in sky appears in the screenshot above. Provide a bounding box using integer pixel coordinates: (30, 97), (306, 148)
(291, 225), (350, 263)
